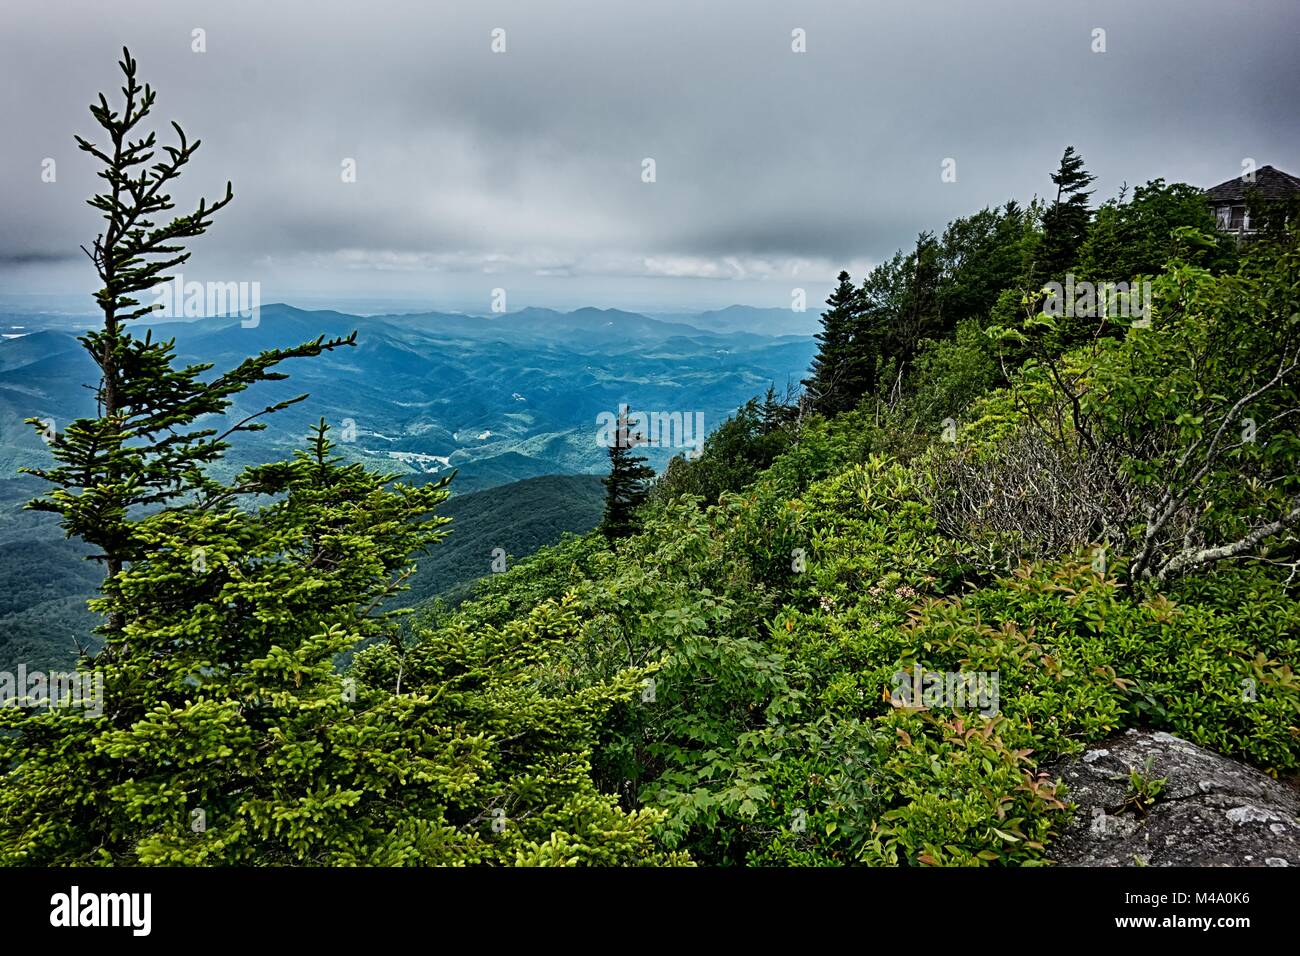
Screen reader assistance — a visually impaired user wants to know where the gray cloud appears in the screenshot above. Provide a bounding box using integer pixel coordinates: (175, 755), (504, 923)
(1, 0), (1297, 312)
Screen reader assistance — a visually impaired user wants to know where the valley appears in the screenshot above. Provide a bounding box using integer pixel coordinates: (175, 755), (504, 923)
(0, 303), (814, 668)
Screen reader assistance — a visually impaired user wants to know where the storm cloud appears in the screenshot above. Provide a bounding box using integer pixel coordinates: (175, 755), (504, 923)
(1, 0), (1297, 312)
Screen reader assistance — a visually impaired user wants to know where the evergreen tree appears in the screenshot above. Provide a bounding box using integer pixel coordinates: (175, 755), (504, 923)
(25, 49), (355, 647)
(758, 384), (795, 435)
(888, 232), (942, 367)
(1036, 145), (1096, 281)
(855, 236), (942, 402)
(804, 271), (869, 415)
(601, 407), (655, 540)
(1, 417), (680, 863)
(0, 50), (679, 866)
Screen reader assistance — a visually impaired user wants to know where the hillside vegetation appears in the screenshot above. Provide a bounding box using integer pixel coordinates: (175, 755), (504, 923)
(396, 473), (605, 609)
(0, 473), (604, 671)
(374, 154), (1300, 866)
(0, 54), (1295, 867)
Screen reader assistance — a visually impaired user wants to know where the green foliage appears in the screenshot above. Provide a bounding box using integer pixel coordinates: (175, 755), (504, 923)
(935, 201), (1040, 328)
(1036, 145), (1096, 282)
(1121, 757), (1167, 817)
(8, 69), (1294, 869)
(600, 408), (655, 541)
(1082, 229), (1299, 581)
(1, 424), (456, 863)
(424, 396), (1300, 866)
(350, 598), (688, 866)
(904, 321), (1000, 430)
(0, 52), (684, 868)
(804, 271), (879, 415)
(398, 165), (1299, 868)
(1077, 178), (1234, 282)
(653, 391), (793, 505)
(22, 49), (355, 629)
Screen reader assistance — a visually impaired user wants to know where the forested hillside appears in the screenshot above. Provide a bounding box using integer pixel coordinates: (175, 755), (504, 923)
(1, 51), (1296, 868)
(395, 473), (605, 609)
(0, 473), (604, 670)
(378, 150), (1300, 865)
(0, 303), (815, 490)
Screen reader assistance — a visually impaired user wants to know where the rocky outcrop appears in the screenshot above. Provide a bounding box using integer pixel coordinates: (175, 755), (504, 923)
(1046, 729), (1300, 867)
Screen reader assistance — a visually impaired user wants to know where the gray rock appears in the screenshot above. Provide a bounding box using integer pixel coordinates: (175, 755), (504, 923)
(1045, 729), (1300, 866)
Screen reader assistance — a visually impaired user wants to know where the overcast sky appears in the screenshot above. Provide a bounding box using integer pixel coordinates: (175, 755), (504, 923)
(2, 0), (1297, 314)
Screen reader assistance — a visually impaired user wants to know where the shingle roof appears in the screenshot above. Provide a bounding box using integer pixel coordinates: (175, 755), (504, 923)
(1204, 165), (1300, 203)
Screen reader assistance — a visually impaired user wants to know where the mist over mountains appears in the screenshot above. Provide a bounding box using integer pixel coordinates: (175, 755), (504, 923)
(1, 302), (815, 488)
(0, 300), (815, 668)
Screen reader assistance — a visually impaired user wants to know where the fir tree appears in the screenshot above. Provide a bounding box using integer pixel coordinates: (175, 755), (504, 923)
(758, 384), (795, 435)
(0, 50), (679, 866)
(804, 271), (869, 415)
(23, 49), (356, 648)
(600, 407), (655, 541)
(887, 232), (942, 369)
(1036, 145), (1096, 281)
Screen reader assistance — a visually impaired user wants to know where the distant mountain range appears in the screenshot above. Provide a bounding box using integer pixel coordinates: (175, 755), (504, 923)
(0, 301), (817, 669)
(1, 302), (821, 338)
(645, 305), (822, 337)
(0, 303), (816, 488)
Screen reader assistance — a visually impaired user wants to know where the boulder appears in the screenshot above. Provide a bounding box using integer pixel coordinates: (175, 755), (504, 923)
(1045, 729), (1300, 866)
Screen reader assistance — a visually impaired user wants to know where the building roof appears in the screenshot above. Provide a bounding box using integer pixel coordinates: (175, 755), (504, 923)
(1204, 165), (1300, 203)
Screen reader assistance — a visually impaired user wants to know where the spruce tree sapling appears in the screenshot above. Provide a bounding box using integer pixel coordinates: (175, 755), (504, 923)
(601, 407), (655, 541)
